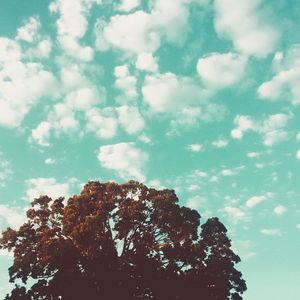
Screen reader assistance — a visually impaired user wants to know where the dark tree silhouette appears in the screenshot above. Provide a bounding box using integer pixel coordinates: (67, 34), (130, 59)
(0, 180), (246, 300)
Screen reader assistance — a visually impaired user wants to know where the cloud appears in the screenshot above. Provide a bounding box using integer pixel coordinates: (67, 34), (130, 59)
(223, 206), (246, 223)
(296, 151), (300, 160)
(273, 205), (286, 216)
(197, 52), (247, 88)
(142, 72), (207, 112)
(116, 106), (145, 134)
(136, 52), (159, 72)
(85, 108), (118, 138)
(25, 177), (71, 201)
(258, 45), (300, 105)
(0, 205), (25, 229)
(117, 0), (141, 12)
(95, 0), (192, 54)
(0, 155), (12, 188)
(247, 152), (260, 158)
(260, 228), (281, 236)
(31, 121), (52, 146)
(232, 240), (256, 260)
(231, 113), (291, 146)
(186, 195), (207, 210)
(0, 38), (57, 128)
(98, 143), (148, 181)
(16, 17), (41, 43)
(246, 195), (267, 208)
(187, 144), (203, 152)
(212, 139), (228, 148)
(214, 0), (279, 57)
(114, 65), (138, 102)
(45, 158), (56, 165)
(49, 0), (101, 61)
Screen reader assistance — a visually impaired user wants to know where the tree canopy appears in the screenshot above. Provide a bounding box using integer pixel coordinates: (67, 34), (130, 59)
(0, 180), (247, 300)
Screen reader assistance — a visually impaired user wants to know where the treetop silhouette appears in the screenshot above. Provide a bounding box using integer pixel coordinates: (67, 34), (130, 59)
(0, 180), (246, 300)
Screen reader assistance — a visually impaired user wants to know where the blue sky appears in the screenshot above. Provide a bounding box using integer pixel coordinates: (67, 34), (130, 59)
(0, 0), (300, 299)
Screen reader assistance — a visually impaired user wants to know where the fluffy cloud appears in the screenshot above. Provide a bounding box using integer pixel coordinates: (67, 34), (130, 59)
(0, 205), (25, 229)
(49, 0), (101, 61)
(114, 65), (138, 102)
(187, 144), (203, 152)
(16, 17), (41, 43)
(95, 0), (192, 54)
(31, 121), (52, 146)
(273, 205), (286, 216)
(136, 53), (159, 72)
(258, 45), (300, 105)
(25, 177), (71, 201)
(214, 0), (279, 57)
(197, 52), (247, 88)
(231, 113), (291, 146)
(296, 150), (300, 160)
(246, 195), (267, 208)
(98, 143), (148, 181)
(223, 206), (246, 223)
(85, 108), (118, 138)
(117, 0), (141, 12)
(142, 72), (206, 112)
(212, 139), (228, 148)
(186, 195), (207, 210)
(116, 106), (145, 134)
(0, 38), (57, 128)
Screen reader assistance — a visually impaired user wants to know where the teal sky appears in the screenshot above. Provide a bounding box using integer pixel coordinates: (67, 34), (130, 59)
(0, 0), (300, 298)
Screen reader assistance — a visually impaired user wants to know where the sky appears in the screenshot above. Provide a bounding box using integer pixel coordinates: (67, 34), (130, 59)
(0, 0), (300, 298)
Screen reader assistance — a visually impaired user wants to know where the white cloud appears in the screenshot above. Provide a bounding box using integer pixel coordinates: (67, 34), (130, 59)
(98, 143), (148, 181)
(0, 38), (57, 128)
(16, 17), (41, 43)
(247, 152), (260, 158)
(231, 113), (291, 146)
(186, 195), (206, 210)
(85, 108), (118, 138)
(95, 0), (192, 54)
(142, 72), (207, 113)
(114, 66), (138, 102)
(232, 240), (256, 260)
(212, 139), (228, 148)
(117, 0), (140, 12)
(188, 144), (203, 152)
(258, 46), (300, 105)
(31, 121), (52, 146)
(45, 158), (56, 165)
(0, 154), (12, 187)
(246, 195), (267, 208)
(223, 206), (246, 223)
(49, 0), (101, 61)
(136, 52), (159, 72)
(0, 205), (25, 229)
(214, 0), (279, 57)
(197, 52), (247, 88)
(296, 224), (300, 229)
(260, 228), (281, 236)
(273, 205), (286, 216)
(296, 132), (300, 142)
(296, 150), (300, 160)
(25, 177), (71, 201)
(117, 106), (145, 134)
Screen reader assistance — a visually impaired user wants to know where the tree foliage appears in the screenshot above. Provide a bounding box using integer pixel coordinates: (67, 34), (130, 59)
(0, 180), (246, 300)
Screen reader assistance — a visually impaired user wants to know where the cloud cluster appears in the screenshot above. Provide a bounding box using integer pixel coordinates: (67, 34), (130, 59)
(98, 143), (148, 181)
(214, 0), (279, 57)
(0, 37), (57, 128)
(231, 113), (292, 146)
(25, 177), (72, 200)
(258, 45), (300, 105)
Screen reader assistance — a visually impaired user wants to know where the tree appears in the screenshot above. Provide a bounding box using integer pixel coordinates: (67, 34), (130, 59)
(0, 180), (246, 300)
